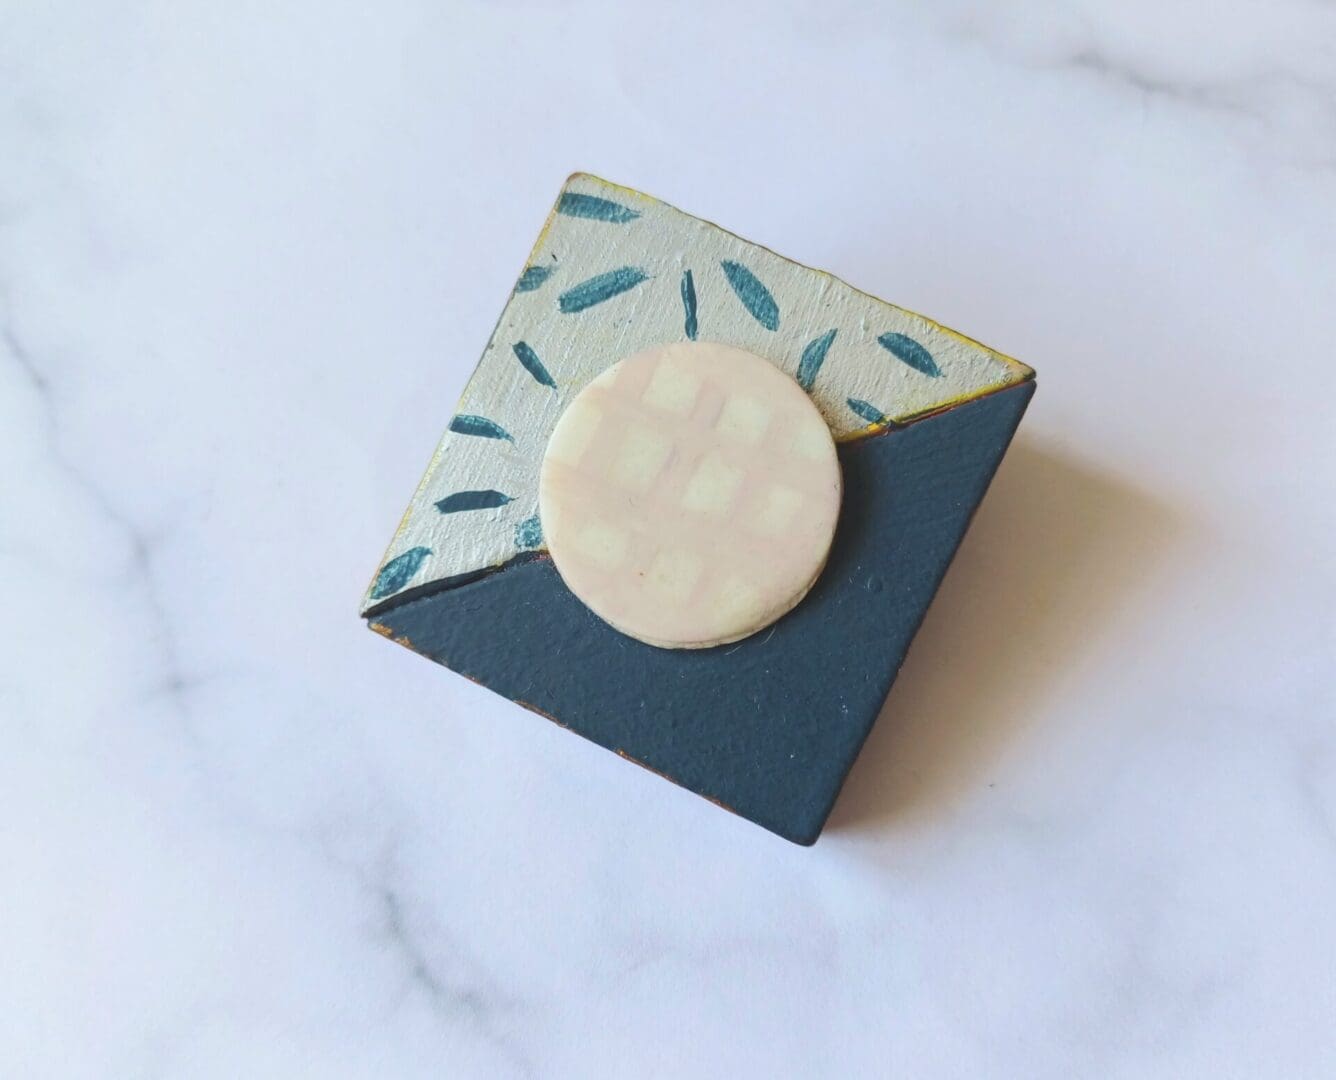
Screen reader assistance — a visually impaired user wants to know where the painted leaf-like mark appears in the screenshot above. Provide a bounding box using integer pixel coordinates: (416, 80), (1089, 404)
(512, 341), (555, 387)
(847, 397), (890, 426)
(558, 267), (650, 313)
(514, 514), (543, 549)
(720, 260), (779, 331)
(557, 192), (640, 223)
(877, 332), (941, 377)
(515, 265), (554, 293)
(435, 490), (514, 514)
(680, 269), (698, 340)
(449, 414), (514, 442)
(797, 329), (837, 392)
(371, 546), (431, 600)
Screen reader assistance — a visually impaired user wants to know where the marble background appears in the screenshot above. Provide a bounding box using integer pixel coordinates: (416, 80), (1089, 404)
(3, 2), (1334, 1076)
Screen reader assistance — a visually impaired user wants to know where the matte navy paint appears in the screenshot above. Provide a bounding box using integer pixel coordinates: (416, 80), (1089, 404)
(720, 260), (779, 331)
(372, 383), (1034, 845)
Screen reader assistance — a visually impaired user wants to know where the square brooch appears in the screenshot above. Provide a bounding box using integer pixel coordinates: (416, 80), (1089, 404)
(362, 173), (1035, 844)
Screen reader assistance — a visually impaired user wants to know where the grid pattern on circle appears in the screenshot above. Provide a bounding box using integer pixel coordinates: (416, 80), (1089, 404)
(538, 342), (842, 649)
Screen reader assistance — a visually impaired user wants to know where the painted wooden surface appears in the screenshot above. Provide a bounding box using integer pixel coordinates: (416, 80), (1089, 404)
(362, 174), (1033, 612)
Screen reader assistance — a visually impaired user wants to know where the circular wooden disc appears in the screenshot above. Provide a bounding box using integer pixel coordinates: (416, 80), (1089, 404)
(538, 341), (842, 649)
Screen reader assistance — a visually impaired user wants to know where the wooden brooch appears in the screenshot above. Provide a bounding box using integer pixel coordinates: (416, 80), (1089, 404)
(363, 174), (1035, 844)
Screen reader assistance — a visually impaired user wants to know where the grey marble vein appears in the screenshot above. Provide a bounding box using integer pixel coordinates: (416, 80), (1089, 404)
(1, 314), (196, 717)
(378, 886), (535, 1078)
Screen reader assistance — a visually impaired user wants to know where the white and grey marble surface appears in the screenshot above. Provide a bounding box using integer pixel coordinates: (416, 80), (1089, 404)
(3, 3), (1334, 1076)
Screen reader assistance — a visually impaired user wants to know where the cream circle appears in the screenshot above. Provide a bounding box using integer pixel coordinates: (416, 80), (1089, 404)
(538, 341), (843, 649)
